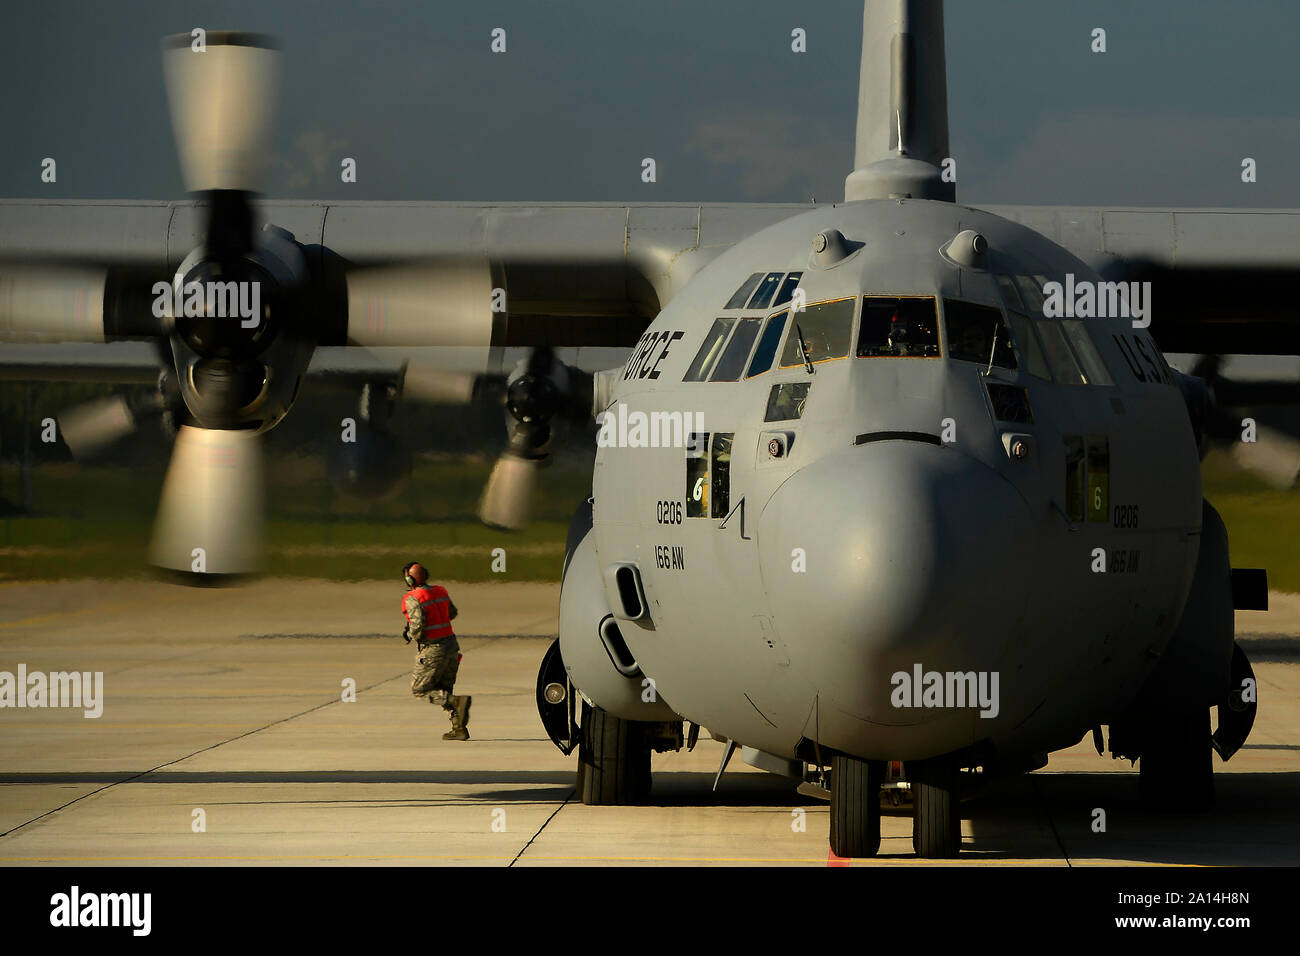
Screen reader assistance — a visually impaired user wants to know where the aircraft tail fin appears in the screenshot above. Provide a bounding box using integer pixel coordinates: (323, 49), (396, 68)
(844, 0), (954, 202)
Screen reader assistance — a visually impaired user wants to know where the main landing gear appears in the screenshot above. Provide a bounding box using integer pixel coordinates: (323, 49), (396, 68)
(576, 702), (651, 805)
(1139, 708), (1214, 811)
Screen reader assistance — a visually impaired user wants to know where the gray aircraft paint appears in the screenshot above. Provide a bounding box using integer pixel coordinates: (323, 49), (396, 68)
(584, 196), (1202, 763)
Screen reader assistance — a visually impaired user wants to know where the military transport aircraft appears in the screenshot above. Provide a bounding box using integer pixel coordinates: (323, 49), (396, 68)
(0, 1), (1285, 856)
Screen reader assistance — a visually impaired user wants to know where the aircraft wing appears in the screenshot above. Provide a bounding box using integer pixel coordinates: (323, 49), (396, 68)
(0, 341), (165, 383)
(983, 205), (1300, 355)
(6, 199), (1299, 360)
(0, 199), (805, 354)
(0, 340), (641, 398)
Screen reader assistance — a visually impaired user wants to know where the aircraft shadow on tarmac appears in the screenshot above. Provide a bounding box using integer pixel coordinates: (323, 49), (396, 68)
(5, 769), (1296, 863)
(961, 770), (1300, 864)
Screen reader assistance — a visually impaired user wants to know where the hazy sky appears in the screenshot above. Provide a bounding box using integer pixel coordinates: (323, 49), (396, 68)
(2, 0), (1297, 207)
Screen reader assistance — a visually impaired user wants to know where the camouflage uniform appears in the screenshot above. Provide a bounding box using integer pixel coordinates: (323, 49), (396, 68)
(404, 588), (472, 738)
(410, 632), (461, 707)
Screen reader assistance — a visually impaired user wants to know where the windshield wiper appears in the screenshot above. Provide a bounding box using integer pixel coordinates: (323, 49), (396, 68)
(795, 323), (816, 375)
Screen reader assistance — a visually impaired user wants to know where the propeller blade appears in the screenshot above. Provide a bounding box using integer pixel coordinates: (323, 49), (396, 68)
(149, 425), (264, 576)
(1228, 425), (1300, 490)
(59, 396), (138, 459)
(474, 346), (594, 531)
(1189, 353), (1220, 383)
(0, 266), (107, 342)
(400, 364), (479, 404)
(59, 387), (172, 460)
(162, 32), (280, 194)
(0, 265), (171, 343)
(344, 261), (495, 355)
(478, 452), (544, 532)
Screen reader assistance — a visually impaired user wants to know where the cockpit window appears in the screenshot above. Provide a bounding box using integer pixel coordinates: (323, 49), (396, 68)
(724, 273), (764, 310)
(747, 272), (785, 310)
(987, 383), (1033, 423)
(1014, 275), (1046, 314)
(746, 310), (788, 378)
(710, 433), (733, 518)
(995, 274), (1024, 311)
(1036, 321), (1087, 385)
(1062, 320), (1115, 386)
(765, 382), (810, 421)
(710, 317), (762, 381)
(943, 300), (1016, 369)
(773, 272), (803, 307)
(779, 297), (856, 367)
(683, 318), (735, 381)
(857, 296), (939, 358)
(1006, 311), (1052, 380)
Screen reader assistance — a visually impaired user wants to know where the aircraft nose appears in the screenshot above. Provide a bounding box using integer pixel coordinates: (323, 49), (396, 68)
(757, 439), (1035, 700)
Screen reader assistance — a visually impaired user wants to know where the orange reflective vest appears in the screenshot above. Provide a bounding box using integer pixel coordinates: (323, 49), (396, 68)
(403, 584), (454, 641)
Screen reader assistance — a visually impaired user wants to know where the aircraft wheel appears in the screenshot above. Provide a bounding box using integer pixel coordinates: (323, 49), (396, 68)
(910, 758), (961, 858)
(577, 702), (651, 805)
(829, 755), (882, 857)
(1139, 708), (1213, 810)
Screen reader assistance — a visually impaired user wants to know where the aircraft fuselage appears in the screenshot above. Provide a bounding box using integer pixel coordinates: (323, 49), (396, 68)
(587, 198), (1203, 767)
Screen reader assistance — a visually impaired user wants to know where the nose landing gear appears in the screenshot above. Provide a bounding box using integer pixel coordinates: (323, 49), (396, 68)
(909, 757), (962, 858)
(829, 755), (883, 857)
(828, 755), (963, 858)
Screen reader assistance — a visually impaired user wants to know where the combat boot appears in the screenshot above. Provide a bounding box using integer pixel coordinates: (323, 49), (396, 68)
(443, 698), (470, 741)
(455, 695), (472, 731)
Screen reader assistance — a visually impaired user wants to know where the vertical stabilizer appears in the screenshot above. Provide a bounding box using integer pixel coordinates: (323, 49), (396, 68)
(844, 0), (954, 202)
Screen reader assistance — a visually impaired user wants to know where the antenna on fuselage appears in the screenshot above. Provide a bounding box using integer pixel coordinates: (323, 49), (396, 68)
(844, 0), (954, 203)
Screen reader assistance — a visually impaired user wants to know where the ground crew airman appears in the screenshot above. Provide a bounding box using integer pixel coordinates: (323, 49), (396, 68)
(402, 561), (472, 740)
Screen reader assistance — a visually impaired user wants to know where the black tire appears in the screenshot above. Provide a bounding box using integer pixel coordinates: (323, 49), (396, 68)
(578, 703), (651, 805)
(1140, 709), (1214, 810)
(911, 759), (961, 858)
(829, 755), (882, 857)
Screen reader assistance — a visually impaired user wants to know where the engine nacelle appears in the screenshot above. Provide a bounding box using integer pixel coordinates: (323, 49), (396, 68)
(167, 225), (314, 434)
(559, 501), (679, 723)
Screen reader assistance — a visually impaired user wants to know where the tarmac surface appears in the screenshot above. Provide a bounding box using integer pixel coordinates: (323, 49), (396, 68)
(0, 578), (1297, 866)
